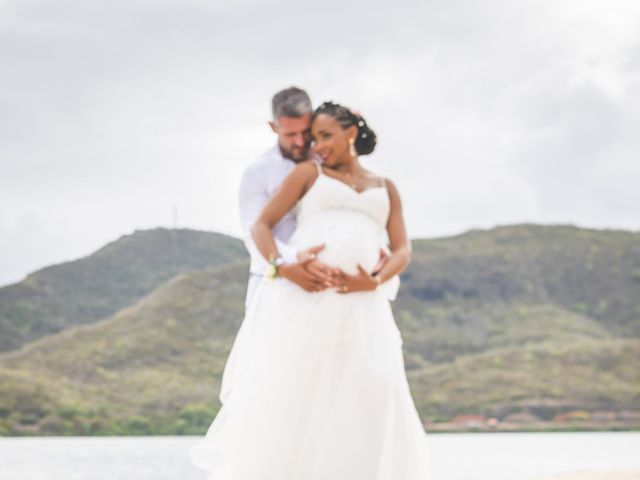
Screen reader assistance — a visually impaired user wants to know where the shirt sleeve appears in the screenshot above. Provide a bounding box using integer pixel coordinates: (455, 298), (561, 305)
(238, 164), (298, 266)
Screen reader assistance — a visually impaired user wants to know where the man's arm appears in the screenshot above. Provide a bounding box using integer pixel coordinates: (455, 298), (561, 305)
(238, 165), (298, 265)
(240, 162), (340, 291)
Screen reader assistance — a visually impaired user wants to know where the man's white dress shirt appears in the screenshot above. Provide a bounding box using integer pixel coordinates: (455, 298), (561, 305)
(239, 146), (299, 306)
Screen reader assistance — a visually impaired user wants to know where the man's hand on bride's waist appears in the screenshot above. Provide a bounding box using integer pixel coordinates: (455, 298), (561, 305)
(278, 244), (344, 292)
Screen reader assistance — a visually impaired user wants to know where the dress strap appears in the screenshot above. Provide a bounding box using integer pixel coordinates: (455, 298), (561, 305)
(379, 176), (386, 188)
(313, 159), (323, 176)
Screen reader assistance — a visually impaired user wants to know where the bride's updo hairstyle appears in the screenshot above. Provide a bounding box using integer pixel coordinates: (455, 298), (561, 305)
(313, 101), (377, 155)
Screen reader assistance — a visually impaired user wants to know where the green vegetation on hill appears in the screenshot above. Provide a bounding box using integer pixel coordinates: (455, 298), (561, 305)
(0, 228), (247, 352)
(402, 224), (640, 337)
(0, 224), (638, 435)
(0, 261), (248, 435)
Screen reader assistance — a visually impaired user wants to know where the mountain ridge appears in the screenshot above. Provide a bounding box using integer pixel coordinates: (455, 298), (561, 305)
(0, 228), (247, 352)
(0, 223), (638, 435)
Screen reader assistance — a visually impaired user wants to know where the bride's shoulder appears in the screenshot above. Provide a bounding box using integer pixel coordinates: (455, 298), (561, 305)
(281, 160), (321, 193)
(366, 171), (401, 202)
(289, 160), (320, 182)
(293, 159), (320, 175)
(382, 178), (403, 209)
(363, 169), (396, 191)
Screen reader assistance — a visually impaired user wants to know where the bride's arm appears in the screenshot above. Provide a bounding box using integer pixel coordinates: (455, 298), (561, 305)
(252, 162), (342, 292)
(337, 178), (411, 294)
(373, 178), (412, 283)
(251, 161), (315, 261)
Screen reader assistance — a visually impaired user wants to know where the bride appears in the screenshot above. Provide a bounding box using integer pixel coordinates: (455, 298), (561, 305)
(189, 101), (429, 479)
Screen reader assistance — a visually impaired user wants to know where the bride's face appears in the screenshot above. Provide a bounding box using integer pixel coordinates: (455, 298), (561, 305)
(311, 114), (356, 167)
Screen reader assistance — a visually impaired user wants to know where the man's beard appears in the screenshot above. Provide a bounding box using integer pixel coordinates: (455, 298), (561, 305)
(280, 143), (309, 163)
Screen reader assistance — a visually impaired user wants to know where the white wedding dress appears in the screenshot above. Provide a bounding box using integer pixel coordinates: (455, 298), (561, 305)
(189, 164), (430, 479)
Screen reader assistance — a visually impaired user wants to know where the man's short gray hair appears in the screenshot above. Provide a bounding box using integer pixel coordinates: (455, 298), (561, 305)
(272, 87), (312, 120)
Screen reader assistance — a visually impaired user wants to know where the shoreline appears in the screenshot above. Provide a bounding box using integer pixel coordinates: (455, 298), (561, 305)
(424, 422), (640, 434)
(539, 472), (640, 480)
(2, 426), (640, 437)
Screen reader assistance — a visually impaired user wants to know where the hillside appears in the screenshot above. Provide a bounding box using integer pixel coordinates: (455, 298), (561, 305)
(392, 224), (640, 370)
(0, 224), (639, 435)
(0, 228), (247, 352)
(0, 261), (248, 435)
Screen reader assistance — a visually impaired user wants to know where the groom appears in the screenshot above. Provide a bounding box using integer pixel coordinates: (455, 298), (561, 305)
(238, 87), (339, 307)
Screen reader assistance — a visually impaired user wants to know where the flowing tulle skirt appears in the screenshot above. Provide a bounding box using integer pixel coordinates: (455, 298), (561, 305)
(189, 276), (429, 480)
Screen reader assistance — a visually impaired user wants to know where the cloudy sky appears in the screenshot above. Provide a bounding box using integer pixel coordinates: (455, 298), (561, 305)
(1, 0), (639, 287)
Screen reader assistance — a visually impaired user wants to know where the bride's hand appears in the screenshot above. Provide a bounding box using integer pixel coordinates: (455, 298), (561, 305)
(298, 244), (344, 288)
(371, 248), (390, 276)
(336, 264), (378, 294)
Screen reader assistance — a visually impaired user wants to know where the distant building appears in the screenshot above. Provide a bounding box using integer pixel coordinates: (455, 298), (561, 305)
(452, 415), (487, 427)
(486, 417), (499, 427)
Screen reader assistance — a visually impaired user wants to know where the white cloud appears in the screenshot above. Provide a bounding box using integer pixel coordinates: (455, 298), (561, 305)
(1, 0), (639, 286)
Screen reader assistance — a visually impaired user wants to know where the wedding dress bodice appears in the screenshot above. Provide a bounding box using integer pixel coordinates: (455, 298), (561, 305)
(288, 169), (390, 276)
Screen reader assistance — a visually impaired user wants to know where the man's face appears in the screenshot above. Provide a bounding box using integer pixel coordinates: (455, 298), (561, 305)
(270, 113), (312, 162)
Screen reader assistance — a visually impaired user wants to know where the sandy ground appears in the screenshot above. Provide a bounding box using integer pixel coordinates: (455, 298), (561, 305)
(541, 472), (640, 480)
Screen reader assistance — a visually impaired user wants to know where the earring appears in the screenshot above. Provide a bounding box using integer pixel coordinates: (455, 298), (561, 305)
(348, 137), (357, 157)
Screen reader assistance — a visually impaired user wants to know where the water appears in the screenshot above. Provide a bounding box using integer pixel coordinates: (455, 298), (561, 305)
(1, 432), (638, 480)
